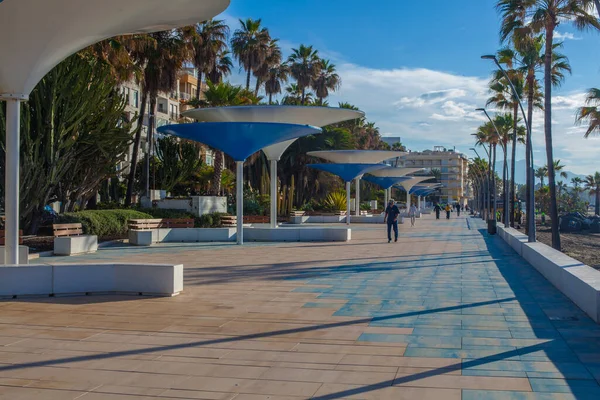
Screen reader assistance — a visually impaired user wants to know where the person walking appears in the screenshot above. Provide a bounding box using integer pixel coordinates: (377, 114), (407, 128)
(409, 204), (418, 227)
(434, 203), (441, 220)
(445, 204), (452, 220)
(383, 199), (400, 243)
(455, 203), (461, 217)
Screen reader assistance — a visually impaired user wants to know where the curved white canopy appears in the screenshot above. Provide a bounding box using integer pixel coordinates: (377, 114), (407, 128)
(414, 183), (443, 189)
(397, 176), (436, 190)
(183, 106), (364, 126)
(183, 106), (364, 161)
(0, 0), (230, 97)
(369, 167), (424, 178)
(307, 150), (406, 164)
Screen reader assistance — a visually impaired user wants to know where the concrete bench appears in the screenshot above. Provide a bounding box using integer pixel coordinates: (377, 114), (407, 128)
(245, 227), (351, 242)
(128, 218), (194, 230)
(53, 223), (98, 256)
(129, 228), (236, 245)
(0, 229), (28, 264)
(0, 263), (182, 298)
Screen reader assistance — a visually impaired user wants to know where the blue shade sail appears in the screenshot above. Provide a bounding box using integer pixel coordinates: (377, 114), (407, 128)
(307, 164), (387, 182)
(362, 175), (412, 190)
(157, 122), (322, 161)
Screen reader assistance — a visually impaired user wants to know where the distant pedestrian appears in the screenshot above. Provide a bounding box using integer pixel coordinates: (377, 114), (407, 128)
(384, 199), (400, 243)
(434, 203), (441, 219)
(445, 204), (452, 219)
(455, 203), (461, 217)
(409, 204), (418, 227)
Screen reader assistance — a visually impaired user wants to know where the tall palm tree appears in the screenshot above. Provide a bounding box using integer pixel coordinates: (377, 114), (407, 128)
(585, 172), (600, 216)
(282, 83), (314, 105)
(253, 39), (282, 96)
(230, 18), (271, 91)
(125, 30), (191, 206)
(312, 59), (341, 102)
(576, 88), (600, 138)
(546, 159), (568, 180)
(498, 0), (600, 250)
(187, 19), (229, 99)
(288, 44), (321, 105)
(474, 122), (498, 219)
(206, 49), (233, 84)
(571, 176), (583, 191)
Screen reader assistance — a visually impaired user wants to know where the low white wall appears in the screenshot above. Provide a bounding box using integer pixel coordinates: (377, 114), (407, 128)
(0, 246), (29, 265)
(54, 235), (98, 256)
(498, 226), (600, 323)
(245, 228), (350, 242)
(129, 228), (236, 245)
(0, 263), (183, 298)
(288, 215), (346, 224)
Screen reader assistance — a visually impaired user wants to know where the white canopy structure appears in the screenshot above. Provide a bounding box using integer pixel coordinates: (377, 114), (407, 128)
(183, 106), (364, 228)
(308, 150), (405, 222)
(307, 150), (406, 164)
(0, 0), (230, 264)
(397, 177), (437, 211)
(368, 167), (425, 206)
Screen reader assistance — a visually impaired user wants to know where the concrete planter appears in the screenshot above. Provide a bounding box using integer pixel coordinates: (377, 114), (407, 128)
(156, 196), (227, 217)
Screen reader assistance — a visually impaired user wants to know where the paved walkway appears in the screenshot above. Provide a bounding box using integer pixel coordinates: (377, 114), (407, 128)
(1, 215), (600, 399)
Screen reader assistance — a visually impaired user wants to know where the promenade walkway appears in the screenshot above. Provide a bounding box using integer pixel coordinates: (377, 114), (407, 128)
(1, 215), (600, 399)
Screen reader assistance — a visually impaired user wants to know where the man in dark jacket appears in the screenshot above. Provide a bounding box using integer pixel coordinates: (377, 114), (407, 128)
(384, 199), (400, 243)
(433, 203), (441, 219)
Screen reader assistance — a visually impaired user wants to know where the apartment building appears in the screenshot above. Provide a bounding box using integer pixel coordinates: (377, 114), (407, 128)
(118, 68), (214, 172)
(402, 146), (469, 205)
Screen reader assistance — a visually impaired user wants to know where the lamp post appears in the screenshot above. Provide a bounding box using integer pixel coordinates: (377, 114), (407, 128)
(476, 108), (509, 227)
(482, 54), (535, 242)
(469, 158), (487, 219)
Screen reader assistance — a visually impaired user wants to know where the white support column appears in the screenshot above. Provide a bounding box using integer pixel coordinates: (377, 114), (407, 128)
(269, 159), (277, 228)
(236, 161), (244, 245)
(346, 181), (351, 225)
(355, 177), (361, 216)
(384, 187), (388, 211)
(4, 98), (22, 265)
(418, 196), (422, 210)
(406, 190), (411, 213)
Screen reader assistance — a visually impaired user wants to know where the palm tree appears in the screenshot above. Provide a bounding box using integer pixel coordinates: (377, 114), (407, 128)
(288, 44), (321, 105)
(498, 0), (600, 250)
(585, 172), (600, 216)
(546, 160), (568, 180)
(230, 18), (271, 91)
(312, 59), (341, 102)
(576, 88), (600, 138)
(571, 176), (583, 192)
(125, 30), (191, 206)
(474, 122), (498, 219)
(282, 83), (314, 105)
(430, 168), (442, 182)
(253, 39), (282, 96)
(187, 19), (229, 99)
(206, 49), (233, 84)
(536, 167), (548, 187)
(264, 63), (289, 104)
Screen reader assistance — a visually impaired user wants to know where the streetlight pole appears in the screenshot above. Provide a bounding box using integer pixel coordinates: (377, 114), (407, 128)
(482, 55), (535, 242)
(477, 108), (509, 227)
(469, 160), (486, 219)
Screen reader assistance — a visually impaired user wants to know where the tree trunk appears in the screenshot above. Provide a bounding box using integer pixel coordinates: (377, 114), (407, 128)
(246, 68), (251, 91)
(301, 87), (306, 106)
(544, 25), (560, 250)
(269, 93), (272, 105)
(212, 150), (223, 195)
(125, 89), (148, 206)
(525, 70), (535, 236)
(596, 188), (600, 216)
(510, 103), (518, 227)
(493, 144), (497, 220)
(196, 70), (203, 99)
(255, 77), (261, 97)
(487, 145), (492, 220)
(146, 96), (157, 198)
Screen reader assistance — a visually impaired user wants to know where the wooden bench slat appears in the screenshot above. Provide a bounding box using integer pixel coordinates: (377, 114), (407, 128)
(53, 223), (83, 237)
(128, 218), (194, 230)
(0, 229), (24, 245)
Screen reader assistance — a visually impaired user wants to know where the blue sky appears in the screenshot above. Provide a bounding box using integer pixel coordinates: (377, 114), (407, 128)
(222, 0), (600, 176)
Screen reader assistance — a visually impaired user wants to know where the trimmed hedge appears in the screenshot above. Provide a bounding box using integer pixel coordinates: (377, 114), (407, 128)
(57, 210), (152, 238)
(138, 208), (226, 228)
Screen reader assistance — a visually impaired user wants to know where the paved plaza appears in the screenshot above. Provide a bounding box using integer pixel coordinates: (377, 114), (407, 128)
(1, 215), (600, 399)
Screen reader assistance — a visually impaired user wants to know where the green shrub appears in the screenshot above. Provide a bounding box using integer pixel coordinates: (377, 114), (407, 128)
(324, 191), (347, 211)
(136, 208), (193, 219)
(196, 212), (227, 228)
(57, 209), (152, 238)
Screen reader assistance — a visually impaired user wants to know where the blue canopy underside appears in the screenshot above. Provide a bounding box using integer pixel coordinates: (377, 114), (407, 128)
(394, 185), (440, 195)
(157, 122), (322, 161)
(362, 175), (411, 189)
(307, 163), (387, 182)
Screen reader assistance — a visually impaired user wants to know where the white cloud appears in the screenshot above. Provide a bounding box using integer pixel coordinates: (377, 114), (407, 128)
(554, 31), (582, 41)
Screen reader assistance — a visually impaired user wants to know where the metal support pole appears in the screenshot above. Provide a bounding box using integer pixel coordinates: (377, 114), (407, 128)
(236, 161), (244, 245)
(4, 98), (21, 264)
(346, 181), (351, 225)
(406, 189), (411, 213)
(355, 177), (361, 216)
(384, 187), (388, 211)
(269, 159), (277, 228)
(418, 196), (422, 210)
